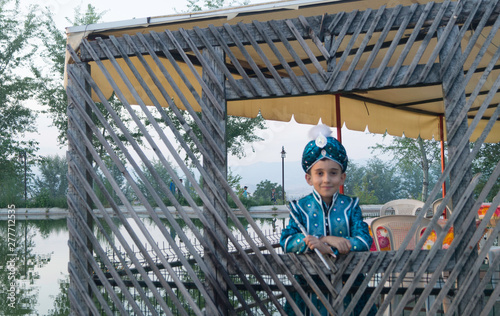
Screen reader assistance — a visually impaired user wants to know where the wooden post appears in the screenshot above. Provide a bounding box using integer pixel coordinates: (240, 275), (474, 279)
(66, 63), (94, 315)
(202, 46), (228, 315)
(439, 115), (447, 200)
(439, 25), (479, 314)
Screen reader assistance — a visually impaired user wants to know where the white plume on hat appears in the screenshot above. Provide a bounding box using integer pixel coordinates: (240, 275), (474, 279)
(308, 124), (332, 140)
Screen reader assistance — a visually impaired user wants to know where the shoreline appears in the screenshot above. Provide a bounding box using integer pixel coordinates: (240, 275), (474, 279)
(0, 204), (382, 220)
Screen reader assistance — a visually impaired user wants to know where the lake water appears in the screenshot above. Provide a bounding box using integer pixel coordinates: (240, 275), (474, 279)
(0, 214), (286, 315)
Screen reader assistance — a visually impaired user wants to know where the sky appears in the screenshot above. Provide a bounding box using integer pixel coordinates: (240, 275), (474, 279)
(25, 0), (391, 170)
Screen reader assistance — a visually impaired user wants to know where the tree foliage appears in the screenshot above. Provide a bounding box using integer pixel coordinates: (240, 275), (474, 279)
(135, 159), (178, 207)
(252, 180), (283, 204)
(0, 0), (44, 207)
(472, 142), (500, 202)
(370, 135), (441, 201)
(344, 159), (401, 204)
(39, 4), (113, 148)
(32, 155), (68, 208)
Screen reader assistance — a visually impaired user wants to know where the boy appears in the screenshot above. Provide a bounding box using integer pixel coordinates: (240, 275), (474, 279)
(280, 124), (375, 315)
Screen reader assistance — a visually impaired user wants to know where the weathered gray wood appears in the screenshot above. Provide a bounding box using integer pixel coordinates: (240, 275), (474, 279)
(402, 0), (453, 85)
(77, 35), (309, 315)
(202, 46), (229, 316)
(298, 15), (330, 60)
(205, 25), (259, 97)
(68, 42), (233, 314)
(341, 6), (385, 90)
(286, 18), (327, 81)
(224, 63), (442, 100)
(252, 20), (303, 93)
(287, 254), (335, 316)
(66, 63), (92, 316)
(325, 8), (372, 90)
(230, 250), (456, 275)
(440, 23), (479, 315)
(445, 11), (500, 141)
(268, 19), (320, 91)
(237, 21), (288, 94)
(66, 105), (193, 315)
(78, 1), (500, 63)
(66, 1), (500, 314)
(386, 2), (435, 87)
(354, 5), (400, 89)
(223, 23), (276, 95)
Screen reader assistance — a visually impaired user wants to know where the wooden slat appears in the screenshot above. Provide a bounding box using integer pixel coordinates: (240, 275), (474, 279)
(286, 18), (327, 81)
(324, 9), (372, 90)
(332, 252), (370, 312)
(287, 253), (333, 316)
(66, 60), (222, 313)
(220, 23), (276, 96)
(268, 19), (319, 92)
(354, 5), (401, 89)
(339, 7), (386, 91)
(440, 0), (492, 77)
(349, 251), (388, 316)
(252, 20), (302, 93)
(176, 28), (226, 115)
(298, 15), (330, 60)
(370, 3), (418, 87)
(230, 250), (456, 275)
(204, 25), (260, 96)
(384, 2), (435, 87)
(237, 21), (289, 94)
(66, 113), (197, 315)
(325, 9), (358, 74)
(401, 0), (452, 85)
(66, 208), (137, 316)
(416, 0), (463, 82)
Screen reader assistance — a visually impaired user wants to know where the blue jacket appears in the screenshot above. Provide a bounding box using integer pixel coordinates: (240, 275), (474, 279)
(280, 190), (372, 254)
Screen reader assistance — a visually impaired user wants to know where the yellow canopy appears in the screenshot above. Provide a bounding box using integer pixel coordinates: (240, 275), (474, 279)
(66, 0), (500, 143)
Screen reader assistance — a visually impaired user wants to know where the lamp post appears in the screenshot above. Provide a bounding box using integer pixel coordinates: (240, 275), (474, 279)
(18, 151), (28, 277)
(18, 151), (27, 209)
(281, 146), (286, 204)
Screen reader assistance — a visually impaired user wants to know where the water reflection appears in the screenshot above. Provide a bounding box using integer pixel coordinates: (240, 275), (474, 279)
(0, 219), (67, 315)
(0, 215), (287, 315)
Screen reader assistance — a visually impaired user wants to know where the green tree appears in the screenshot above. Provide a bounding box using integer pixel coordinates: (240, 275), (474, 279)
(472, 142), (500, 202)
(94, 156), (128, 207)
(252, 180), (283, 204)
(344, 159), (401, 204)
(0, 0), (42, 206)
(136, 159), (178, 207)
(40, 4), (141, 159)
(33, 155), (68, 208)
(371, 135), (441, 201)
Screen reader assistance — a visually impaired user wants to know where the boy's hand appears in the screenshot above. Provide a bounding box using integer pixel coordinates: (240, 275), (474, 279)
(304, 235), (342, 255)
(320, 236), (351, 254)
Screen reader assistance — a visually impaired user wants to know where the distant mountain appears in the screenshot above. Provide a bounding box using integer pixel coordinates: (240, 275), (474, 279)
(230, 161), (311, 199)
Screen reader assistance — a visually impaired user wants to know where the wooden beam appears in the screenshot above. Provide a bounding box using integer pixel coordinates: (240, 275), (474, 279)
(225, 63), (442, 99)
(77, 1), (500, 62)
(229, 250), (456, 275)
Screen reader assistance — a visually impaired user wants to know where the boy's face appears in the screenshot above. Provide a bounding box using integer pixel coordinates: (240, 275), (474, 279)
(305, 159), (346, 204)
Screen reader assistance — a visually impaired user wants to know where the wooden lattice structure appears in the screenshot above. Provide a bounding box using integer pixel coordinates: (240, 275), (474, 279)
(65, 0), (500, 314)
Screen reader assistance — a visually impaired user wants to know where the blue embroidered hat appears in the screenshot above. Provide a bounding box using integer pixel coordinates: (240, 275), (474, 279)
(302, 124), (348, 173)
